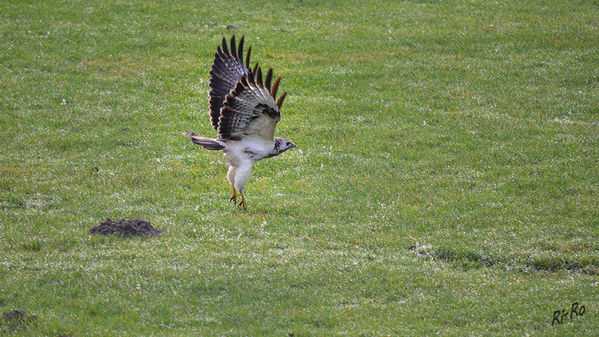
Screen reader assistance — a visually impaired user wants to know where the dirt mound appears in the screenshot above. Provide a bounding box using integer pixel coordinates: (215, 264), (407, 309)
(89, 218), (163, 236)
(1, 310), (36, 333)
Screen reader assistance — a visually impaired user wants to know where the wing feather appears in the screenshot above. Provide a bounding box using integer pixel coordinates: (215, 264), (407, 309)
(270, 77), (281, 98)
(237, 36), (244, 60)
(218, 66), (286, 142)
(208, 35), (250, 131)
(277, 91), (288, 109)
(265, 68), (273, 91)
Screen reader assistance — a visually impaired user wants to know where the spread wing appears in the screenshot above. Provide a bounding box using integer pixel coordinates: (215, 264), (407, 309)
(208, 35), (253, 131)
(218, 67), (287, 142)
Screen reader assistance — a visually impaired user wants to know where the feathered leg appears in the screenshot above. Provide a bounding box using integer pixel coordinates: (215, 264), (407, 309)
(233, 164), (253, 211)
(227, 166), (237, 203)
(230, 187), (237, 203)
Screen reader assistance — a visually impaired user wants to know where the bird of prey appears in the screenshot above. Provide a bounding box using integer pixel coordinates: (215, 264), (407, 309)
(184, 35), (296, 210)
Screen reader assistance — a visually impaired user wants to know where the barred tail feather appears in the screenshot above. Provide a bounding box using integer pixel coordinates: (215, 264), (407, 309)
(183, 133), (226, 150)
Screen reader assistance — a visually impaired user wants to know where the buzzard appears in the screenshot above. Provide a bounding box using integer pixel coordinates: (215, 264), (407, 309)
(184, 36), (296, 210)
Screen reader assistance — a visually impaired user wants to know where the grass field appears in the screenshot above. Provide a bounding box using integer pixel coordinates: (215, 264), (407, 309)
(1, 0), (598, 335)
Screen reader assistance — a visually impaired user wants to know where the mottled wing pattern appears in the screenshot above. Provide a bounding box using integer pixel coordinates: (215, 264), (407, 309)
(208, 35), (252, 130)
(218, 67), (288, 142)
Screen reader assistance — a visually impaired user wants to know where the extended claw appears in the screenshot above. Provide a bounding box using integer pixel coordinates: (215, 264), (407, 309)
(238, 192), (247, 211)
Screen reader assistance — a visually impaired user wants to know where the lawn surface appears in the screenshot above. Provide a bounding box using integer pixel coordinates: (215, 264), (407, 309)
(1, 0), (598, 336)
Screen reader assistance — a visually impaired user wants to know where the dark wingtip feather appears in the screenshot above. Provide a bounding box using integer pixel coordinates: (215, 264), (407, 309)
(265, 68), (273, 90)
(238, 36), (244, 60)
(277, 91), (287, 109)
(221, 36), (229, 55)
(271, 77), (281, 98)
(252, 62), (259, 82)
(230, 35), (236, 58)
(245, 46), (252, 69)
(257, 67), (263, 87)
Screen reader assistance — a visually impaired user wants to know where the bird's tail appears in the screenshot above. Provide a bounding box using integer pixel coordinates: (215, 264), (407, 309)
(183, 133), (226, 150)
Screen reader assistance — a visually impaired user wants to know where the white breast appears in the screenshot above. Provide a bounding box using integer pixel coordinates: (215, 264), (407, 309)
(223, 138), (274, 166)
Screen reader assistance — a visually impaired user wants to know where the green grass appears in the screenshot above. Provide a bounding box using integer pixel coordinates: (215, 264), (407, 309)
(1, 0), (598, 335)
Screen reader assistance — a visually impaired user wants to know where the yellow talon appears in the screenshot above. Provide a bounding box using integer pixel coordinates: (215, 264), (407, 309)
(238, 191), (247, 210)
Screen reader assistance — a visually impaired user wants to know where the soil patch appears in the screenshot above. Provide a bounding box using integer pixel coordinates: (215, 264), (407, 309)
(1, 310), (36, 333)
(89, 218), (163, 236)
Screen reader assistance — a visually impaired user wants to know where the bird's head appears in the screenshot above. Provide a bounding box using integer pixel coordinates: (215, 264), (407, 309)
(273, 137), (296, 154)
